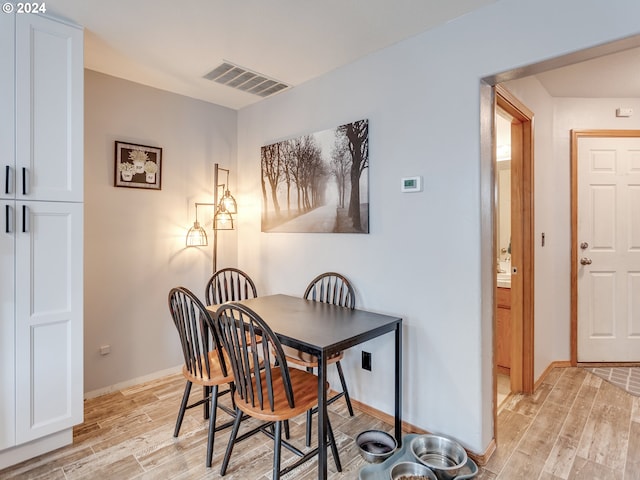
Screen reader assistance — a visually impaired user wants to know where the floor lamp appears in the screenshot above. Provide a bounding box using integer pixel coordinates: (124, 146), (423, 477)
(185, 163), (237, 273)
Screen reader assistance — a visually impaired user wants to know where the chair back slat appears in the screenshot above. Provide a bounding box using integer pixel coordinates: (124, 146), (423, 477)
(205, 268), (257, 306)
(168, 287), (228, 379)
(304, 272), (355, 309)
(215, 303), (294, 412)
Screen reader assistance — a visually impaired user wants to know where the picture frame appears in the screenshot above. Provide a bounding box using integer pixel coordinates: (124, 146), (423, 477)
(114, 141), (162, 190)
(260, 119), (369, 233)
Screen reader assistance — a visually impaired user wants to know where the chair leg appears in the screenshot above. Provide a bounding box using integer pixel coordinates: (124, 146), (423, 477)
(305, 409), (313, 447)
(327, 416), (342, 472)
(174, 381), (193, 437)
(284, 419), (290, 439)
(203, 386), (211, 419)
(273, 420), (282, 480)
(220, 407), (243, 476)
(335, 361), (354, 416)
(305, 366), (314, 447)
(228, 382), (237, 410)
(206, 385), (219, 468)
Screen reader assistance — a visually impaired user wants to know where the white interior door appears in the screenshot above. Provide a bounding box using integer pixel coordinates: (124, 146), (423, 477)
(578, 135), (640, 362)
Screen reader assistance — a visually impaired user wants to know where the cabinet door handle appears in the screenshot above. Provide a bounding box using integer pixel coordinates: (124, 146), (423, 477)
(22, 167), (26, 195)
(22, 205), (26, 233)
(5, 205), (9, 233)
(4, 165), (9, 194)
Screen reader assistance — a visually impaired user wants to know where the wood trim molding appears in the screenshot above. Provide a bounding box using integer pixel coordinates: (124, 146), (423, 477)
(570, 130), (640, 365)
(349, 396), (426, 436)
(495, 87), (535, 394)
(533, 360), (572, 391)
(495, 85), (534, 118)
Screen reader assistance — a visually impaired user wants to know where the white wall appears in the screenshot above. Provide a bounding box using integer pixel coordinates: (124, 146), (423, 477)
(236, 0), (640, 454)
(84, 70), (237, 393)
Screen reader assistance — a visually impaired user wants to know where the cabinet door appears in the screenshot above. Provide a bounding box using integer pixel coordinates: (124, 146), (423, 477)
(0, 201), (15, 450)
(15, 15), (83, 202)
(0, 15), (16, 449)
(0, 13), (14, 200)
(14, 201), (83, 444)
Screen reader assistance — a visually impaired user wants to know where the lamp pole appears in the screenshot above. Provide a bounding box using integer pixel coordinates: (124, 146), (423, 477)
(213, 163), (219, 274)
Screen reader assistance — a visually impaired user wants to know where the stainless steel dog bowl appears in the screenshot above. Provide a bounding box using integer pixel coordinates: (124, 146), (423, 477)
(389, 461), (437, 480)
(410, 434), (468, 480)
(356, 430), (397, 463)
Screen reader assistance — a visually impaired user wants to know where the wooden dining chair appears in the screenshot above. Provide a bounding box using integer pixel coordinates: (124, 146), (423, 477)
(204, 267), (257, 306)
(213, 303), (342, 480)
(283, 272), (356, 446)
(167, 286), (237, 467)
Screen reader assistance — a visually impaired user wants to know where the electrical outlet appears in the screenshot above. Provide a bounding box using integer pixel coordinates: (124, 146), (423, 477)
(362, 351), (372, 371)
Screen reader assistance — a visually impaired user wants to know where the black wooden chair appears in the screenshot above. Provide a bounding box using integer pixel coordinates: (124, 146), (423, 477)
(282, 272), (356, 445)
(213, 302), (342, 479)
(204, 267), (257, 306)
(167, 286), (237, 467)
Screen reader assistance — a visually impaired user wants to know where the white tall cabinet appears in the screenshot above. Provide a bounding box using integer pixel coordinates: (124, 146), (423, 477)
(0, 11), (83, 468)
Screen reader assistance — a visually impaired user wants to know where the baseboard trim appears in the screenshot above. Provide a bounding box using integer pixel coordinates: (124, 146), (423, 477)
(534, 360), (572, 391)
(0, 429), (72, 470)
(84, 365), (182, 399)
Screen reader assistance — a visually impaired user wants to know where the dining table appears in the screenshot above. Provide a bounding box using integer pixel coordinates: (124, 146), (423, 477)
(208, 294), (402, 480)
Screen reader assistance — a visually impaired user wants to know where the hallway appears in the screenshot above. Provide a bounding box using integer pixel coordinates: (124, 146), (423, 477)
(485, 367), (639, 479)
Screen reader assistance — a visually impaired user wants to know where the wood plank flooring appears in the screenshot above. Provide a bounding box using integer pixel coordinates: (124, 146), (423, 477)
(1, 367), (639, 479)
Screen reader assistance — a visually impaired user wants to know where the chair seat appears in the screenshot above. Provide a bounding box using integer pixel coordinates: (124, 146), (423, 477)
(281, 345), (343, 368)
(182, 350), (234, 386)
(234, 367), (326, 422)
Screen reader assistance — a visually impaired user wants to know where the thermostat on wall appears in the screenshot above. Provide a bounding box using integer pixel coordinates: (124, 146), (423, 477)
(401, 176), (422, 192)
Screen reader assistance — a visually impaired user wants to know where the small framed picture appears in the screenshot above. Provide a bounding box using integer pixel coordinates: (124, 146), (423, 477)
(114, 141), (162, 190)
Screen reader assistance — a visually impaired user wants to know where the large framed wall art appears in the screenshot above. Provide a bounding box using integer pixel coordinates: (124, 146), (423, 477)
(260, 119), (369, 233)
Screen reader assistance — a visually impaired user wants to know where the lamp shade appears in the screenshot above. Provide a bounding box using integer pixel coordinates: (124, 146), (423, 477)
(186, 221), (208, 246)
(220, 190), (238, 215)
(214, 210), (234, 230)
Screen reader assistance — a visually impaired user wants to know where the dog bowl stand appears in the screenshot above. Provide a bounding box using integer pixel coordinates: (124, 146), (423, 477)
(358, 434), (478, 480)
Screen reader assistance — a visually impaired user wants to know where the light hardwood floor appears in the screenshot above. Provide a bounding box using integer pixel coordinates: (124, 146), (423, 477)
(1, 367), (639, 479)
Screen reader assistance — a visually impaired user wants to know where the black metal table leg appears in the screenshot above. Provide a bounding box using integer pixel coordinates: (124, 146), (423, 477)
(317, 351), (328, 479)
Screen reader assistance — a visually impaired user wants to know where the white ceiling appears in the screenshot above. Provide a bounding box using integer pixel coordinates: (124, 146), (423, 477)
(535, 45), (640, 98)
(43, 0), (499, 110)
(43, 0), (640, 110)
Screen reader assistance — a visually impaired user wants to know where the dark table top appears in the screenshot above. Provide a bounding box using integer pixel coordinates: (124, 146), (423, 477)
(216, 294), (402, 357)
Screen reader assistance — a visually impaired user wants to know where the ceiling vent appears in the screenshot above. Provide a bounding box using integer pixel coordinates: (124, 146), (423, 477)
(204, 62), (290, 98)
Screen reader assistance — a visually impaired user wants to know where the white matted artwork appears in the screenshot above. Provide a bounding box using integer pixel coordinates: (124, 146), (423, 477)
(261, 119), (369, 233)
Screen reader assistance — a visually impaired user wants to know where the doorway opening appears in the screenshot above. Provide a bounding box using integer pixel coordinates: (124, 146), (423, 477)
(494, 86), (535, 407)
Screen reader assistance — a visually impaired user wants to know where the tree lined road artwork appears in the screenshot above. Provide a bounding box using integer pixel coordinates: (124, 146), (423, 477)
(261, 119), (369, 233)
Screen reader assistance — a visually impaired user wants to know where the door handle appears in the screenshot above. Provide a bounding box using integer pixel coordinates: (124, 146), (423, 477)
(22, 167), (26, 195)
(580, 242), (589, 250)
(4, 165), (9, 194)
(580, 257), (592, 265)
(5, 205), (9, 233)
(22, 205), (26, 233)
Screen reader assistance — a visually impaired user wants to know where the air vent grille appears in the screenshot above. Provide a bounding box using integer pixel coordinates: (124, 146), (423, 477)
(204, 62), (290, 98)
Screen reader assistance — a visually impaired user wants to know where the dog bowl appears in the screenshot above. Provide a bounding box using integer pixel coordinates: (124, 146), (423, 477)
(389, 461), (437, 480)
(410, 434), (468, 480)
(356, 430), (397, 463)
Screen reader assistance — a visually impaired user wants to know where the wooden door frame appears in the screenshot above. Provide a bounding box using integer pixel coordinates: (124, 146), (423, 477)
(495, 85), (535, 394)
(570, 129), (640, 364)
